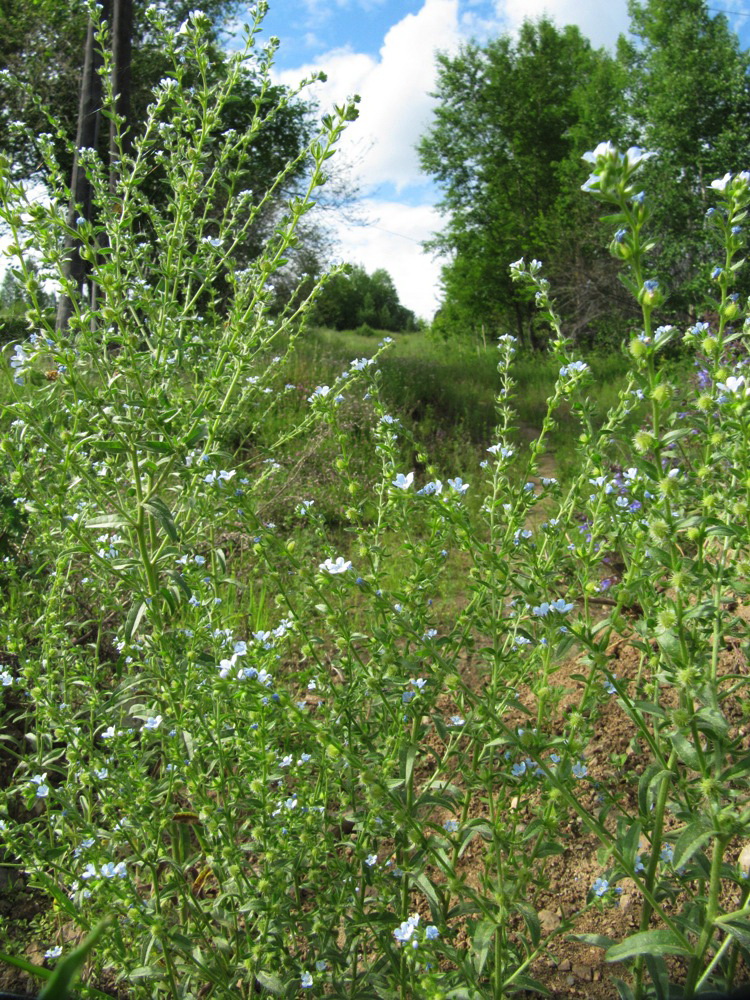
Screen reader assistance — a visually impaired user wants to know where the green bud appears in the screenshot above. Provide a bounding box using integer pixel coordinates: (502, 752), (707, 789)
(629, 337), (648, 360)
(650, 384), (670, 404)
(657, 608), (677, 630)
(634, 430), (655, 453)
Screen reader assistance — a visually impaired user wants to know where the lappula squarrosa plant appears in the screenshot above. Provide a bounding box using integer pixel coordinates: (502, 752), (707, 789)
(496, 145), (750, 999)
(0, 3), (359, 634)
(2, 24), (750, 996)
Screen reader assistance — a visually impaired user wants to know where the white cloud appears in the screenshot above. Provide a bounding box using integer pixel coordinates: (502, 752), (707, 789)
(275, 0), (462, 319)
(278, 0), (460, 192)
(498, 0), (629, 50)
(333, 199), (445, 319)
(275, 0), (632, 321)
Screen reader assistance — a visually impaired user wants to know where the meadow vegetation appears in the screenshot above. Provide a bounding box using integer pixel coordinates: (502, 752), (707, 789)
(0, 8), (749, 1000)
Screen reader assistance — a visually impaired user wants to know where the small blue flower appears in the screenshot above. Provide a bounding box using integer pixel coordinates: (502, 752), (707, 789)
(592, 877), (609, 896)
(301, 972), (313, 988)
(392, 472), (414, 490)
(572, 761), (588, 779)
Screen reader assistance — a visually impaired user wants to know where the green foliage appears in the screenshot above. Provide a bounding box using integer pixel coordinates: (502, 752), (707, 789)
(619, 0), (750, 316)
(421, 0), (750, 344)
(0, 16), (749, 1000)
(312, 263), (418, 331)
(420, 18), (629, 347)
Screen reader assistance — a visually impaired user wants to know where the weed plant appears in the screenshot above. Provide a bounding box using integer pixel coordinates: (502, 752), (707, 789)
(0, 16), (748, 1000)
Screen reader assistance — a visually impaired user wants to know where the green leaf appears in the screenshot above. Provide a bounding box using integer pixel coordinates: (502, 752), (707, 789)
(654, 629), (680, 660)
(569, 933), (616, 950)
(124, 599), (148, 641)
(513, 901), (541, 947)
(89, 441), (128, 453)
(471, 919), (496, 976)
(143, 496), (179, 541)
(644, 953), (670, 1000)
(613, 978), (636, 1000)
(672, 817), (715, 871)
(142, 439), (174, 455)
(413, 872), (444, 923)
(605, 929), (691, 962)
(255, 970), (285, 994)
(39, 917), (112, 999)
(85, 513), (128, 530)
(694, 706), (729, 741)
(669, 731), (701, 771)
(0, 948), (52, 982)
(403, 744), (418, 787)
(638, 764), (669, 816)
(184, 421), (207, 447)
(716, 917), (750, 947)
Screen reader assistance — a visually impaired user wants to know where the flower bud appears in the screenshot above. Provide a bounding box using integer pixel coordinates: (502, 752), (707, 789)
(638, 279), (664, 308)
(634, 430), (655, 453)
(650, 384), (670, 404)
(629, 338), (649, 360)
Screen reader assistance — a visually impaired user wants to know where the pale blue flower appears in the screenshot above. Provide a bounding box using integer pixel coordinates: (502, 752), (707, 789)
(560, 361), (589, 377)
(44, 945), (63, 960)
(350, 357), (374, 371)
(301, 972), (313, 988)
(582, 141), (618, 164)
(572, 762), (588, 779)
(365, 853), (377, 866)
(308, 385), (331, 401)
(100, 861), (127, 878)
(549, 598), (574, 614)
(31, 773), (49, 798)
(392, 472), (414, 490)
(143, 715), (162, 731)
(447, 477), (469, 494)
(711, 172), (733, 192)
(319, 556), (352, 574)
(425, 925), (439, 940)
(394, 914), (420, 943)
(592, 877), (609, 896)
(443, 820), (459, 832)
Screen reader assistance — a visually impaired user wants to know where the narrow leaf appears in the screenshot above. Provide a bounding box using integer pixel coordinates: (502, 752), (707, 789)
(124, 600), (148, 641)
(672, 817), (714, 871)
(605, 929), (691, 962)
(39, 917), (112, 999)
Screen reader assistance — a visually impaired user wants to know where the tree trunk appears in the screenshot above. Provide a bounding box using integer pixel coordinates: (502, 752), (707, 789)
(55, 7), (108, 333)
(109, 0), (133, 183)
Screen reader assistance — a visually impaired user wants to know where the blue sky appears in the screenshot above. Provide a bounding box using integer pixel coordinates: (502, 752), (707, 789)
(241, 0), (750, 318)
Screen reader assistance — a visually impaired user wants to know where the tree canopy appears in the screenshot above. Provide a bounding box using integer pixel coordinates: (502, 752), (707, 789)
(311, 265), (418, 333)
(419, 0), (750, 344)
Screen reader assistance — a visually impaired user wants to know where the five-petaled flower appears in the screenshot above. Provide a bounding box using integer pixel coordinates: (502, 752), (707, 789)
(319, 556), (352, 575)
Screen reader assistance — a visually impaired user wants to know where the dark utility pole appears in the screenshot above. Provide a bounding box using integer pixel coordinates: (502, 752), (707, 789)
(56, 0), (133, 333)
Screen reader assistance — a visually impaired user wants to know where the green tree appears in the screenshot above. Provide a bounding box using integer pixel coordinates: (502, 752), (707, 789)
(0, 0), (242, 177)
(312, 264), (417, 332)
(419, 19), (627, 346)
(618, 0), (750, 316)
